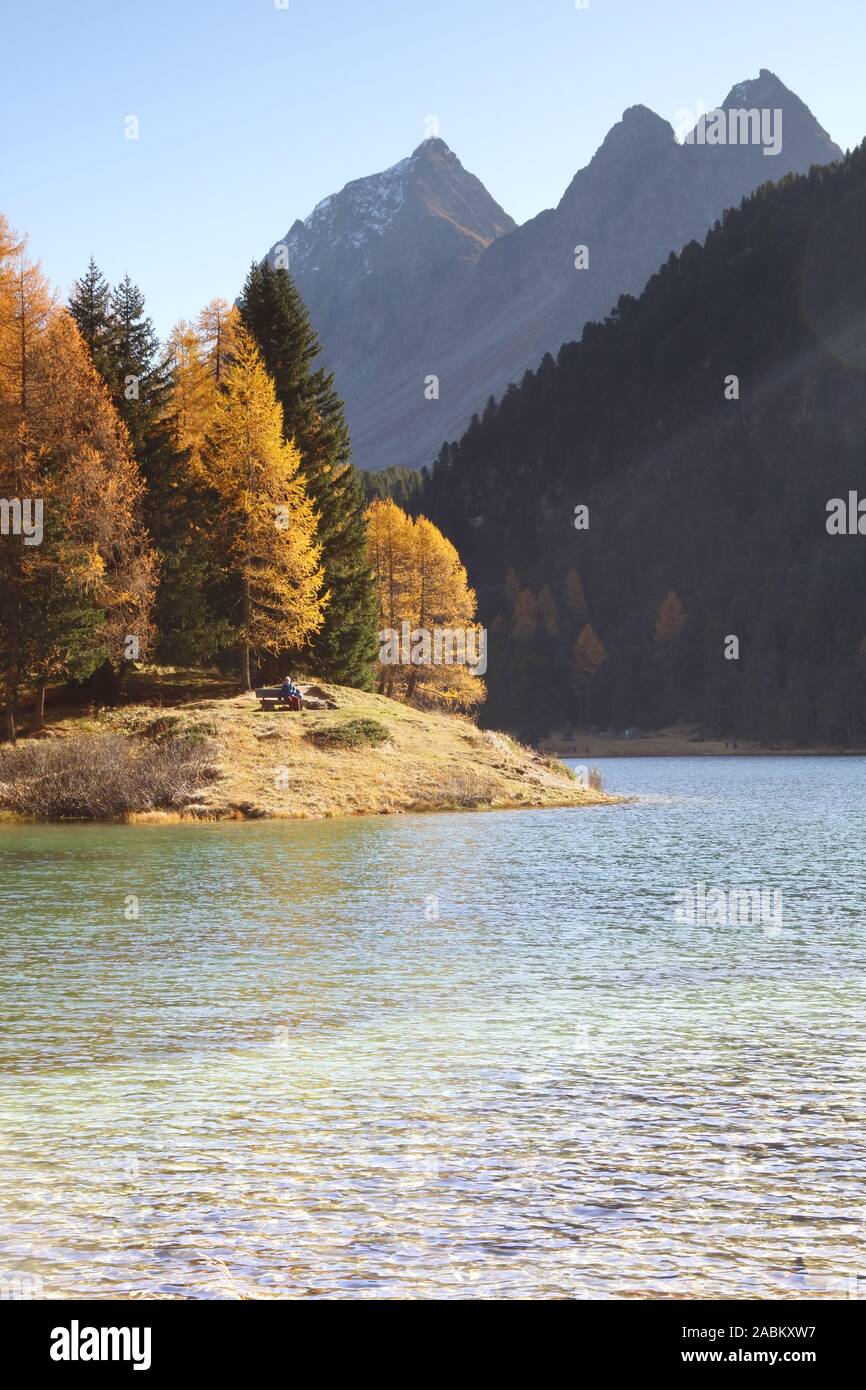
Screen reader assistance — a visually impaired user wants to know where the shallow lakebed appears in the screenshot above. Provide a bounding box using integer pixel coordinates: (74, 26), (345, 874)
(0, 757), (863, 1298)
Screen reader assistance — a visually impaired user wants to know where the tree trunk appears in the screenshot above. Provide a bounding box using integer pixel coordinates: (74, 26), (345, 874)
(4, 673), (17, 744)
(34, 684), (46, 732)
(240, 579), (252, 690)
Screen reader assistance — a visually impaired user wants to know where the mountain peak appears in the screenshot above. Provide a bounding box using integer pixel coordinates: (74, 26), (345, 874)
(264, 71), (841, 472)
(712, 68), (842, 164)
(722, 67), (797, 108)
(604, 104), (677, 150)
(575, 104), (674, 173)
(410, 136), (455, 161)
(270, 137), (513, 283)
(621, 103), (671, 129)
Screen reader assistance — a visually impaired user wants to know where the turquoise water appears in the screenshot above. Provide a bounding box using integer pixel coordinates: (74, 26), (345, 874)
(0, 757), (863, 1299)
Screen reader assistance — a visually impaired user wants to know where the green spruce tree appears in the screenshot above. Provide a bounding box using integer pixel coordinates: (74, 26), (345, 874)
(106, 274), (167, 454)
(238, 260), (376, 688)
(69, 265), (227, 666)
(68, 258), (115, 380)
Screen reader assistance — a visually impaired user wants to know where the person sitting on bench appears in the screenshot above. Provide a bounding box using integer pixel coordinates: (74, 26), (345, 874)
(279, 677), (302, 703)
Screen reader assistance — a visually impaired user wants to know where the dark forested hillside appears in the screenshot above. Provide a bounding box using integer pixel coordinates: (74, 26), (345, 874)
(362, 464), (424, 512)
(421, 147), (866, 744)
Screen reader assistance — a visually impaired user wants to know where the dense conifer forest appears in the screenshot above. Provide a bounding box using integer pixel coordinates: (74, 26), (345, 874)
(420, 146), (866, 744)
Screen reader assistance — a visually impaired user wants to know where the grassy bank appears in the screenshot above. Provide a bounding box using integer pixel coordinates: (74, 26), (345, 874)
(0, 676), (616, 821)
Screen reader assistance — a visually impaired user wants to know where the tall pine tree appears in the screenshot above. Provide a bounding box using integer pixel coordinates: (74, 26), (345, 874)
(237, 261), (376, 688)
(106, 274), (167, 455)
(68, 257), (115, 380)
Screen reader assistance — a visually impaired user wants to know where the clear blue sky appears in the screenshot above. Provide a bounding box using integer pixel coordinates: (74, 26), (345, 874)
(2, 0), (864, 339)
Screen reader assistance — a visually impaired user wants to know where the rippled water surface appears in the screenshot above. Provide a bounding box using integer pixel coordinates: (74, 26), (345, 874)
(1, 757), (864, 1299)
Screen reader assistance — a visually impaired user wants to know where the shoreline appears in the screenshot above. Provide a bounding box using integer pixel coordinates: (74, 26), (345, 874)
(0, 796), (622, 827)
(542, 726), (866, 759)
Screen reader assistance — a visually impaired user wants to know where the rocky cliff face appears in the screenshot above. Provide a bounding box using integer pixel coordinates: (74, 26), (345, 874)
(268, 137), (513, 388)
(266, 71), (842, 472)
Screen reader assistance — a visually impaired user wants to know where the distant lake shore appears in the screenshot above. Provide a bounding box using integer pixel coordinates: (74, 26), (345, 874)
(544, 724), (866, 758)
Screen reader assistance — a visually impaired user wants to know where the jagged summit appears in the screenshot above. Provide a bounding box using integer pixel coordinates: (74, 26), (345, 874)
(681, 68), (841, 202)
(409, 136), (456, 160)
(718, 68), (839, 161)
(554, 104), (676, 218)
(619, 104), (676, 135)
(593, 104), (677, 156)
(724, 67), (797, 106)
(271, 138), (513, 282)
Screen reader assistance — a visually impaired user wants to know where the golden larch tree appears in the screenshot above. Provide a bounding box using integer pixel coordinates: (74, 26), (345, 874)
(201, 326), (325, 689)
(0, 221), (156, 737)
(197, 298), (241, 385)
(654, 590), (686, 646)
(366, 497), (415, 695)
(165, 319), (216, 461)
(405, 514), (480, 706)
(366, 499), (485, 711)
(564, 568), (587, 628)
(571, 623), (607, 728)
(512, 588), (539, 642)
(537, 584), (559, 638)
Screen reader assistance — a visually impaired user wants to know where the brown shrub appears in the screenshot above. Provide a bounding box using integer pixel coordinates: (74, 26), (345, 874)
(0, 734), (219, 820)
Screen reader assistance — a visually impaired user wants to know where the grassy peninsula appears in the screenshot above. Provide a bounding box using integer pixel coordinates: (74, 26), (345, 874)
(0, 671), (614, 822)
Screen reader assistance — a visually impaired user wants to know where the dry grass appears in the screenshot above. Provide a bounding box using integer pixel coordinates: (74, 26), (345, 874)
(3, 679), (617, 821)
(0, 733), (219, 820)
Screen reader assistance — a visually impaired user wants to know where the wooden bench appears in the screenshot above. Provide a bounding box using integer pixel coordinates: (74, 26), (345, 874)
(254, 687), (303, 711)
